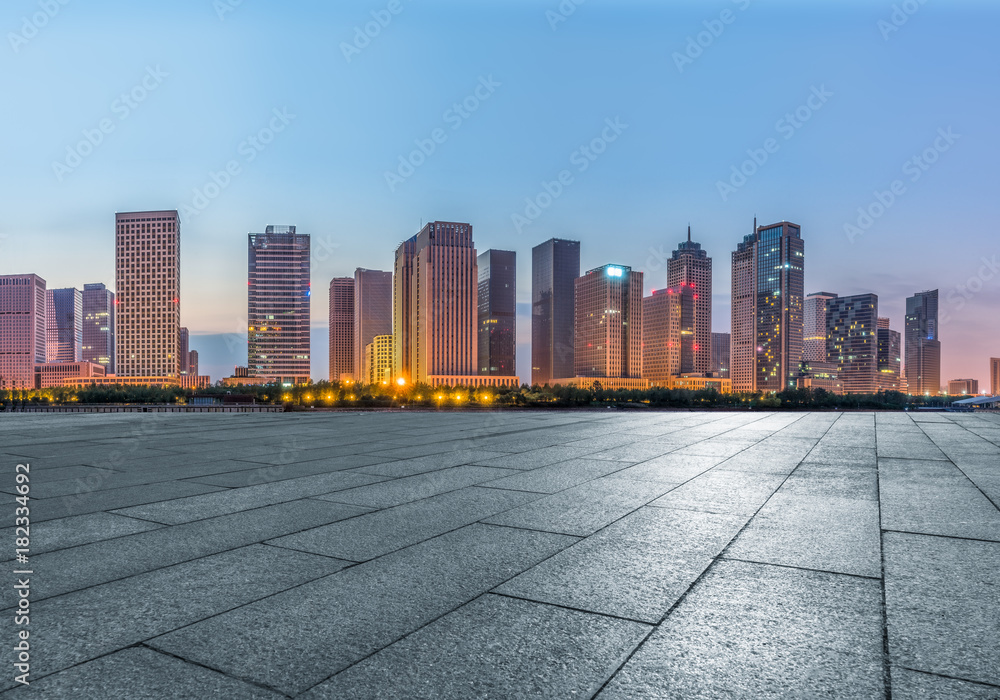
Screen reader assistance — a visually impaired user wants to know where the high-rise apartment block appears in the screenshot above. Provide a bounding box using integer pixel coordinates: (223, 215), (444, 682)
(115, 210), (181, 378)
(905, 290), (941, 396)
(575, 265), (643, 379)
(990, 358), (1000, 396)
(642, 284), (695, 384)
(826, 293), (879, 394)
(329, 277), (354, 382)
(804, 292), (836, 362)
(82, 283), (115, 374)
(353, 269), (393, 382)
(364, 334), (394, 385)
(248, 226), (311, 385)
(731, 221), (805, 392)
(531, 238), (580, 386)
(666, 228), (712, 373)
(711, 332), (731, 378)
(0, 274), (47, 390)
(46, 287), (83, 363)
(188, 349), (199, 378)
(478, 249), (517, 376)
(393, 222), (478, 384)
(948, 378), (979, 396)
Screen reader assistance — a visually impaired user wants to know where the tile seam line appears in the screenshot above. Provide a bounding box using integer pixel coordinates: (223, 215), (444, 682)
(881, 529), (1000, 545)
(912, 418), (1000, 513)
(894, 664), (1000, 690)
(718, 556), (882, 582)
(876, 414), (893, 700)
(488, 591), (657, 626)
(138, 643), (296, 699)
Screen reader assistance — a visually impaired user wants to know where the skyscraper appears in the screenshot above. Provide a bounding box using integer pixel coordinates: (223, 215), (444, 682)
(575, 265), (643, 379)
(353, 269), (393, 382)
(45, 287), (83, 363)
(711, 332), (731, 378)
(248, 226), (311, 385)
(826, 293), (879, 394)
(178, 327), (190, 374)
(0, 274), (47, 390)
(115, 210), (181, 378)
(804, 292), (836, 362)
(666, 227), (712, 373)
(329, 277), (354, 382)
(731, 220), (804, 393)
(392, 222), (477, 384)
(364, 334), (394, 385)
(990, 358), (999, 396)
(905, 290), (941, 396)
(876, 317), (901, 392)
(532, 238), (580, 386)
(82, 283), (115, 374)
(188, 349), (199, 378)
(478, 249), (517, 376)
(642, 284), (695, 384)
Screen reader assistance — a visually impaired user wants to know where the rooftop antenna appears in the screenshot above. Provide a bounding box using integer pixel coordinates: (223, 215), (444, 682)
(687, 224), (691, 243)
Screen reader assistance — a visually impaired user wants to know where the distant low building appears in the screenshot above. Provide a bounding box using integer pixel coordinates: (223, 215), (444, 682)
(551, 377), (650, 391)
(426, 375), (520, 389)
(62, 375), (181, 388)
(35, 361), (106, 389)
(794, 360), (844, 395)
(180, 374), (211, 390)
(947, 378), (979, 396)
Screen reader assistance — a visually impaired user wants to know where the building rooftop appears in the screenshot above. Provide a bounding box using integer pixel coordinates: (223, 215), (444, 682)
(1, 409), (998, 698)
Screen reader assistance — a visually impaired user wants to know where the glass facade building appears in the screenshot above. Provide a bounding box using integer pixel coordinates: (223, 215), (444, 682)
(329, 277), (354, 382)
(826, 293), (879, 394)
(642, 284), (695, 384)
(531, 238), (580, 386)
(711, 332), (731, 378)
(574, 264), (643, 379)
(0, 274), (47, 390)
(46, 287), (83, 363)
(82, 283), (115, 374)
(905, 290), (941, 395)
(666, 228), (712, 373)
(353, 269), (393, 383)
(477, 249), (517, 376)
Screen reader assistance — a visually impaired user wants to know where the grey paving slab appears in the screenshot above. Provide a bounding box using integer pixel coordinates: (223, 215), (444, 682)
(480, 457), (635, 493)
(110, 469), (384, 524)
(880, 458), (1000, 542)
(179, 453), (394, 486)
(470, 445), (598, 470)
(9, 499), (369, 603)
(270, 486), (543, 561)
(150, 524), (578, 696)
(884, 532), (1000, 687)
(0, 647), (285, 699)
(0, 512), (162, 555)
(597, 559), (885, 699)
(890, 668), (1000, 699)
(12, 545), (347, 682)
(613, 453), (726, 484)
(648, 468), (787, 516)
(302, 594), (650, 700)
(496, 507), (746, 623)
(320, 465), (514, 508)
(351, 448), (510, 477)
(30, 480), (227, 522)
(482, 476), (672, 536)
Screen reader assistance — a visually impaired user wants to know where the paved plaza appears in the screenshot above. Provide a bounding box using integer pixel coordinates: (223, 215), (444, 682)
(1, 410), (999, 698)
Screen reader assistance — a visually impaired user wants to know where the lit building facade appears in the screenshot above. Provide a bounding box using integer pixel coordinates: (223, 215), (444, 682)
(115, 210), (181, 379)
(826, 293), (879, 394)
(876, 318), (901, 392)
(35, 361), (106, 389)
(393, 222), (478, 384)
(531, 238), (580, 386)
(0, 274), (47, 390)
(731, 221), (804, 393)
(947, 378), (979, 396)
(575, 264), (643, 379)
(178, 327), (190, 374)
(804, 292), (836, 363)
(353, 269), (393, 382)
(364, 334), (394, 385)
(666, 227), (712, 373)
(46, 287), (83, 363)
(642, 285), (695, 385)
(329, 277), (354, 382)
(992, 358), (1000, 397)
(478, 249), (517, 376)
(82, 283), (115, 375)
(248, 226), (311, 385)
(711, 332), (731, 378)
(188, 349), (199, 378)
(904, 290), (941, 395)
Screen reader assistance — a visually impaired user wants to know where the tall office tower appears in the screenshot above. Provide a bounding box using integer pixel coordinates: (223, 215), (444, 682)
(642, 285), (694, 384)
(178, 327), (190, 374)
(666, 227), (712, 373)
(248, 226), (311, 385)
(45, 287), (83, 363)
(82, 283), (115, 374)
(116, 210), (181, 378)
(804, 292), (836, 362)
(711, 332), (731, 378)
(826, 294), (879, 394)
(877, 325), (902, 392)
(478, 249), (517, 376)
(575, 265), (643, 379)
(731, 221), (805, 392)
(877, 317), (890, 330)
(353, 269), (393, 382)
(531, 238), (580, 385)
(947, 378), (978, 396)
(990, 358), (1000, 396)
(392, 222), (477, 383)
(364, 334), (394, 385)
(188, 350), (199, 378)
(904, 290), (941, 396)
(0, 274), (47, 390)
(329, 277), (354, 382)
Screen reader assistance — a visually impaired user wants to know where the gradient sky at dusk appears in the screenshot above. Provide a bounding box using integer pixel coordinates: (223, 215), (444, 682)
(2, 0), (998, 386)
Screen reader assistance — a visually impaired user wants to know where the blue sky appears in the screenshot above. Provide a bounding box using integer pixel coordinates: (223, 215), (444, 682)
(2, 0), (998, 386)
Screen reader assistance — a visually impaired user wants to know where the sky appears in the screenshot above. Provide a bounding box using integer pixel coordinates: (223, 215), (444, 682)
(1, 0), (998, 388)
